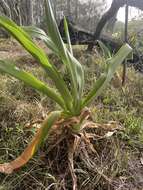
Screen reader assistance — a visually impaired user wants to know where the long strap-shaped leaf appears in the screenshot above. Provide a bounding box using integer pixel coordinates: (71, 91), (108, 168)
(22, 26), (59, 55)
(23, 25), (84, 114)
(44, 0), (66, 58)
(44, 0), (84, 114)
(0, 60), (66, 109)
(63, 17), (73, 55)
(22, 25), (82, 113)
(82, 44), (132, 107)
(0, 111), (62, 174)
(23, 17), (84, 115)
(97, 40), (112, 59)
(0, 16), (72, 111)
(63, 17), (84, 113)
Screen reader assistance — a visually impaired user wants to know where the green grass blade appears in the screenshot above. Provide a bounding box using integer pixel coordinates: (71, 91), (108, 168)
(82, 44), (132, 107)
(0, 60), (66, 109)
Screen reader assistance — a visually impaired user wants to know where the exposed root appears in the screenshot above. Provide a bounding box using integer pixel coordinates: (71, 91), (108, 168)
(1, 107), (124, 189)
(42, 116), (122, 190)
(67, 136), (79, 190)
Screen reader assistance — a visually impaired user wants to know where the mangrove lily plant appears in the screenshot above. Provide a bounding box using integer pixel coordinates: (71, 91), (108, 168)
(0, 0), (132, 176)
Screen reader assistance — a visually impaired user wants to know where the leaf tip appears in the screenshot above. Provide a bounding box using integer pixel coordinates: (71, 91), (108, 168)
(0, 163), (13, 174)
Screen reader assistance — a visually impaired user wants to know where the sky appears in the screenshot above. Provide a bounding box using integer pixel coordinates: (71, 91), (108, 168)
(107, 0), (140, 22)
(81, 0), (140, 23)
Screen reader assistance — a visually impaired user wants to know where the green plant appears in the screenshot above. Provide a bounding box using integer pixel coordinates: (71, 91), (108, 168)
(0, 0), (132, 180)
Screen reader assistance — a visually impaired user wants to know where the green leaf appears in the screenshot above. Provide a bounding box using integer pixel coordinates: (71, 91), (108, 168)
(66, 52), (84, 113)
(0, 15), (72, 112)
(82, 44), (132, 107)
(44, 0), (84, 114)
(22, 26), (59, 55)
(44, 0), (66, 58)
(97, 40), (111, 58)
(0, 60), (66, 109)
(82, 74), (106, 107)
(23, 24), (83, 113)
(23, 24), (80, 111)
(63, 17), (73, 55)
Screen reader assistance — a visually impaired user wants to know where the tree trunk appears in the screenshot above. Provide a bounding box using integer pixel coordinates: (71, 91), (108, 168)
(53, 0), (57, 19)
(88, 0), (143, 51)
(0, 0), (11, 18)
(122, 1), (129, 86)
(75, 0), (78, 22)
(67, 0), (71, 17)
(0, 0), (34, 25)
(26, 0), (33, 25)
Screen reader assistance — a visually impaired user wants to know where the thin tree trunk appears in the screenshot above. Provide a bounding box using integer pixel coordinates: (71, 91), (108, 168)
(26, 0), (34, 25)
(122, 0), (129, 86)
(0, 0), (11, 18)
(53, 0), (57, 19)
(67, 0), (71, 17)
(87, 0), (143, 51)
(75, 0), (78, 22)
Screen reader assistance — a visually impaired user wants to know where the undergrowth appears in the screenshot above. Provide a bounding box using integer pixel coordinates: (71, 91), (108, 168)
(0, 44), (143, 190)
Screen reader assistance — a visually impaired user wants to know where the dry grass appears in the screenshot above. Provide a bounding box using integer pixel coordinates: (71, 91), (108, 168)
(0, 39), (143, 190)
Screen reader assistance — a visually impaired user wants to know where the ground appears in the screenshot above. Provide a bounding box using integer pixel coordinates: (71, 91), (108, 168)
(0, 39), (143, 190)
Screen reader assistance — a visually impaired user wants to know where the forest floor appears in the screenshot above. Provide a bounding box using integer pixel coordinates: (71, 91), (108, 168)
(0, 39), (143, 190)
